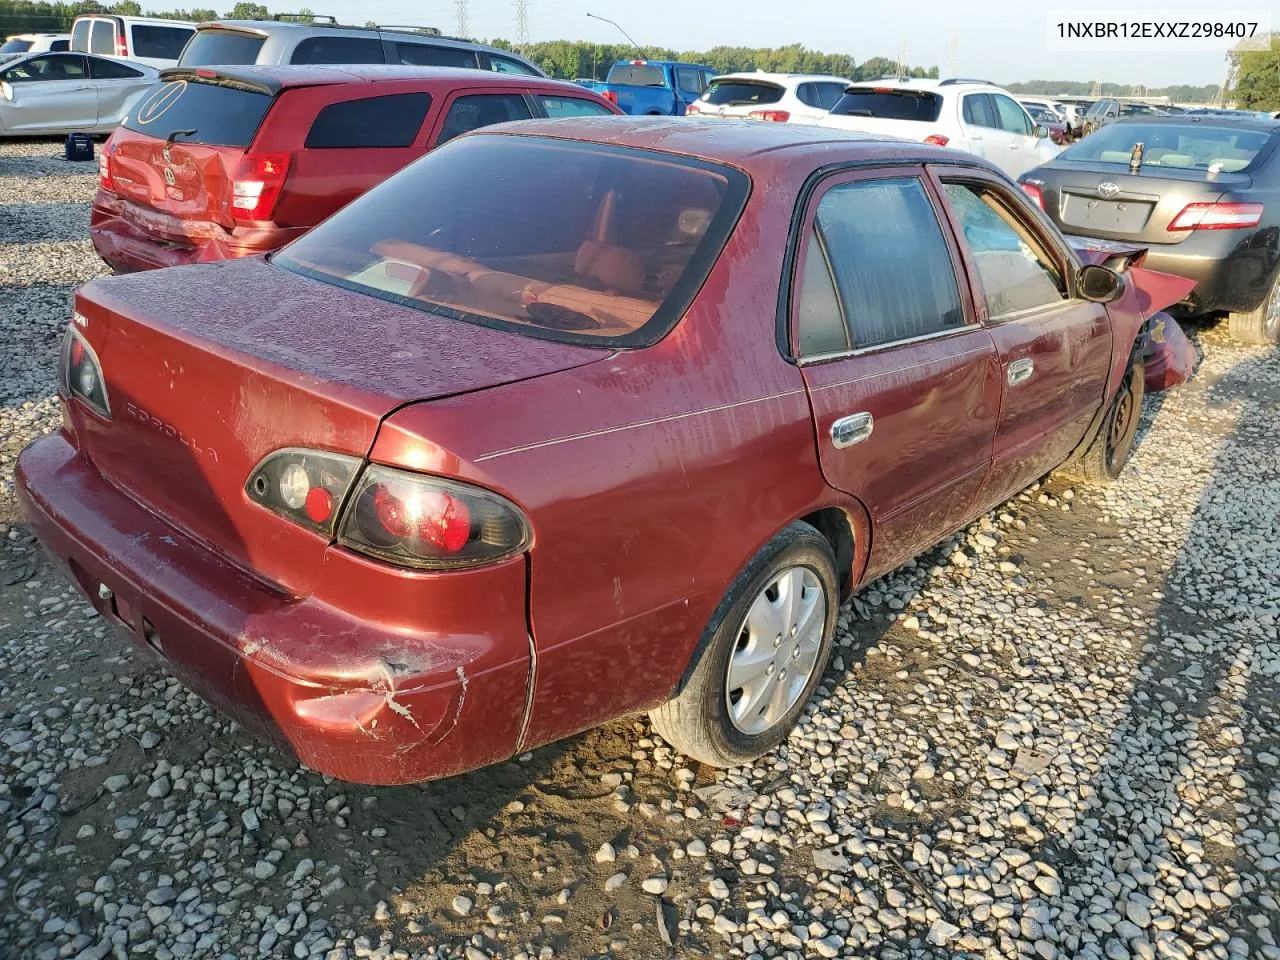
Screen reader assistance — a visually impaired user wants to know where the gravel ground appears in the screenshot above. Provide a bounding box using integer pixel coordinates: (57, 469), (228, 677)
(1, 138), (1278, 960)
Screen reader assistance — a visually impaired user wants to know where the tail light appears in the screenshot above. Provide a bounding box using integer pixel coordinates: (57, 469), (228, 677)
(246, 449), (362, 535)
(1167, 202), (1263, 231)
(98, 135), (115, 191)
(685, 102), (700, 115)
(923, 134), (950, 146)
(601, 90), (618, 104)
(339, 466), (531, 570)
(60, 321), (110, 419)
(1021, 182), (1045, 209)
(115, 33), (128, 57)
(230, 152), (292, 222)
(748, 109), (790, 122)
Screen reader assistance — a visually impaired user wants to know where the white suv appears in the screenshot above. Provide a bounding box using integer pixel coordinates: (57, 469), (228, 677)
(819, 78), (1060, 178)
(1, 34), (72, 55)
(686, 71), (851, 125)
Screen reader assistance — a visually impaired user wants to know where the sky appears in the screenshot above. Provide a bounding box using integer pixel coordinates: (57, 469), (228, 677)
(269, 0), (1236, 87)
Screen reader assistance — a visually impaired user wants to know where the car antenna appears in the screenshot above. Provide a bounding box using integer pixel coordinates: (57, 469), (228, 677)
(1128, 141), (1144, 173)
(586, 12), (640, 53)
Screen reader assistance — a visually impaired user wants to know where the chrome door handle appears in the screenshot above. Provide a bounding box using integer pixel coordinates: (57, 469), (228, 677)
(1007, 357), (1034, 385)
(830, 412), (874, 448)
(74, 85), (93, 91)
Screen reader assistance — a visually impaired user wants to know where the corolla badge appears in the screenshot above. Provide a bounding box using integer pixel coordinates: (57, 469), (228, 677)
(1097, 181), (1121, 199)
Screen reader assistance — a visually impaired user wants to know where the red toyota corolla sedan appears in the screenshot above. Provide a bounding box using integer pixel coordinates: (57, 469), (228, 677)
(18, 119), (1195, 785)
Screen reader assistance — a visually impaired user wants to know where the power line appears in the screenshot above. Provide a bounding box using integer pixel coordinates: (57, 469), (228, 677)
(513, 0), (529, 46)
(454, 0), (469, 37)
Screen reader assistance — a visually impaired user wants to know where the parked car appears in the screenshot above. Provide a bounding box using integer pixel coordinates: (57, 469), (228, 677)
(1024, 104), (1069, 144)
(1020, 116), (1280, 343)
(685, 71), (850, 124)
(1080, 98), (1163, 136)
(1017, 97), (1065, 120)
(0, 52), (158, 136)
(178, 18), (543, 75)
(92, 65), (619, 273)
(820, 78), (1060, 178)
(576, 59), (716, 115)
(71, 14), (195, 70)
(1, 33), (71, 54)
(19, 119), (1195, 784)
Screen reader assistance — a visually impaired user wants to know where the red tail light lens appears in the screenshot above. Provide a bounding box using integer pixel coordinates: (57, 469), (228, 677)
(115, 35), (128, 57)
(230, 152), (292, 222)
(685, 102), (701, 115)
(61, 321), (110, 419)
(602, 90), (618, 104)
(923, 134), (950, 146)
(1021, 182), (1045, 209)
(98, 136), (115, 191)
(1167, 202), (1263, 231)
(340, 466), (531, 570)
(245, 449), (362, 535)
(748, 109), (790, 122)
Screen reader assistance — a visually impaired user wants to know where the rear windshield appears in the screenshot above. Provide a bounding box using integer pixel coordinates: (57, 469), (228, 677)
(178, 29), (265, 66)
(121, 78), (272, 148)
(132, 25), (193, 60)
(1062, 122), (1272, 172)
(830, 88), (942, 123)
(274, 135), (749, 347)
(0, 40), (32, 53)
(606, 62), (665, 87)
(701, 80), (783, 106)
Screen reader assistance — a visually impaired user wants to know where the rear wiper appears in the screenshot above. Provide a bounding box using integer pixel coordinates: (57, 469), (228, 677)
(165, 128), (197, 147)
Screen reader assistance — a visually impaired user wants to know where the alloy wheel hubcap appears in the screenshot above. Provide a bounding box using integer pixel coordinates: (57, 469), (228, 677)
(724, 566), (826, 735)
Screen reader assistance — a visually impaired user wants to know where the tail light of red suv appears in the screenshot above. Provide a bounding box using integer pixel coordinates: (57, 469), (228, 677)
(230, 153), (292, 223)
(97, 136), (116, 191)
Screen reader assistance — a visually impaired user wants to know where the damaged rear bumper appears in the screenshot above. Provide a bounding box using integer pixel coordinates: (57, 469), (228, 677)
(16, 432), (531, 785)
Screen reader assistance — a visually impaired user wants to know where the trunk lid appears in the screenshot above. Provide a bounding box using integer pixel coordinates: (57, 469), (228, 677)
(68, 258), (608, 595)
(1038, 160), (1251, 244)
(106, 72), (279, 237)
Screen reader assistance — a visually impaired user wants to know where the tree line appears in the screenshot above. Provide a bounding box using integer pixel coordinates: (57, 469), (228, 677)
(0, 2), (279, 30)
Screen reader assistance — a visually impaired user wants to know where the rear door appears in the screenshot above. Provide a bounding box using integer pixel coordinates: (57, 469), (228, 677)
(935, 170), (1111, 508)
(85, 55), (148, 125)
(792, 167), (1001, 580)
(991, 93), (1040, 177)
(427, 87), (534, 147)
(960, 92), (1000, 162)
(0, 54), (95, 131)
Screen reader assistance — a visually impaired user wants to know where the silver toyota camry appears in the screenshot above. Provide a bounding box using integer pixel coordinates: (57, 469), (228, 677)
(0, 51), (158, 136)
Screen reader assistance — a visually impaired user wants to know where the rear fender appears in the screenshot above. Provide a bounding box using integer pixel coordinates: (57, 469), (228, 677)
(1105, 265), (1197, 397)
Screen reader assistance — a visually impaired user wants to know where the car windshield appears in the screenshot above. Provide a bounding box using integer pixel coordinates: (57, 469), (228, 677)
(701, 79), (783, 106)
(830, 88), (942, 122)
(0, 40), (32, 53)
(1062, 122), (1271, 172)
(274, 135), (748, 346)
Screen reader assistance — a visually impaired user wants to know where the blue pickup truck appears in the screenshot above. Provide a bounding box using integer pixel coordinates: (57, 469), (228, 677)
(576, 59), (717, 115)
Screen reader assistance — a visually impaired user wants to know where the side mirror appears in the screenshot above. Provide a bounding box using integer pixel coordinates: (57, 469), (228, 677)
(1078, 264), (1124, 303)
(1033, 124), (1049, 139)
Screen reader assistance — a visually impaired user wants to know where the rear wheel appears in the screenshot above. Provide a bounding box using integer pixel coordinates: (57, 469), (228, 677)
(1058, 353), (1145, 484)
(1227, 273), (1280, 345)
(649, 523), (838, 767)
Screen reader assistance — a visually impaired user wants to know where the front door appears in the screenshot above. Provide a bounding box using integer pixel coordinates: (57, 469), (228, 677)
(990, 93), (1040, 177)
(934, 172), (1112, 509)
(2, 54), (95, 132)
(791, 168), (1002, 580)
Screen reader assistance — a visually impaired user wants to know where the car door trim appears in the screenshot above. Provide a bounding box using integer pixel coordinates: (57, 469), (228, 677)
(798, 324), (980, 367)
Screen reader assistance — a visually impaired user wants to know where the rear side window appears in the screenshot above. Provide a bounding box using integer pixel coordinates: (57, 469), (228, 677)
(89, 56), (143, 79)
(395, 42), (477, 68)
(89, 20), (115, 56)
(50, 39), (70, 51)
(536, 95), (614, 118)
(813, 82), (845, 109)
(435, 93), (532, 146)
(489, 54), (538, 75)
(810, 177), (964, 349)
(962, 93), (997, 128)
(275, 135), (747, 346)
(830, 88), (942, 123)
(606, 62), (665, 87)
(701, 80), (783, 106)
(122, 79), (272, 147)
(179, 30), (265, 66)
(305, 93), (432, 149)
(71, 20), (90, 52)
(290, 36), (385, 65)
(131, 25), (193, 60)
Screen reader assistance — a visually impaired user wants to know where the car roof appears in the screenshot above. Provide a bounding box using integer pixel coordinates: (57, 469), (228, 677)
(712, 71), (852, 84)
(469, 115), (984, 170)
(199, 19), (506, 51)
(160, 63), (595, 93)
(74, 13), (194, 26)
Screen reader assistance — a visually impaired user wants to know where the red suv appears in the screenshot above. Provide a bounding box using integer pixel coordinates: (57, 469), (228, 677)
(90, 65), (620, 272)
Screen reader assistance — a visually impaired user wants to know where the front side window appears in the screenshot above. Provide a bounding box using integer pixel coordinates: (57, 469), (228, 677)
(89, 20), (114, 56)
(993, 94), (1032, 135)
(805, 177), (964, 351)
(434, 93), (532, 147)
(537, 95), (614, 118)
(4, 54), (87, 82)
(290, 36), (385, 64)
(942, 182), (1066, 318)
(274, 135), (747, 346)
(305, 93), (432, 149)
(396, 42), (477, 68)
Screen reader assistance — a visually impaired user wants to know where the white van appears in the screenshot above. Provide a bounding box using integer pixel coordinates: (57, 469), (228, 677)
(70, 14), (195, 69)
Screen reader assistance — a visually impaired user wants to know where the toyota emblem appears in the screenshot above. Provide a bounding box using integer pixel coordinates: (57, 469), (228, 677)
(1097, 181), (1121, 199)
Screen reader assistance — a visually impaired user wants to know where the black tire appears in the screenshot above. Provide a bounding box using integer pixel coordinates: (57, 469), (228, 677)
(1227, 272), (1280, 344)
(1059, 353), (1145, 484)
(649, 522), (838, 767)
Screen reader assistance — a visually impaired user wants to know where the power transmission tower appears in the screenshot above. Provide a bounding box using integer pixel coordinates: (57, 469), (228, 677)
(946, 35), (957, 78)
(513, 0), (530, 47)
(454, 0), (469, 37)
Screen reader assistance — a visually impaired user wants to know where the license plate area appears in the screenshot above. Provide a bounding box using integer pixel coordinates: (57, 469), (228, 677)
(1061, 193), (1154, 234)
